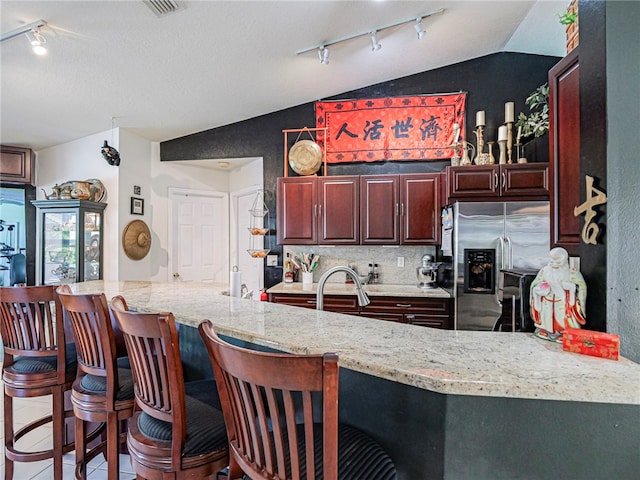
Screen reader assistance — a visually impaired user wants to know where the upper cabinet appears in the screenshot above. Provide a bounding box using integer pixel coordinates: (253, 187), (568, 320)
(0, 146), (35, 185)
(446, 163), (549, 202)
(549, 49), (580, 256)
(360, 174), (440, 245)
(276, 176), (359, 245)
(278, 173), (440, 246)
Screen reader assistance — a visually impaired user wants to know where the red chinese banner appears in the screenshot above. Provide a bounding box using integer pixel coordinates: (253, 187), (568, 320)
(315, 93), (466, 163)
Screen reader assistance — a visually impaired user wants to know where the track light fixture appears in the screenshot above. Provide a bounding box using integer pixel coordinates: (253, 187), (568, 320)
(318, 46), (330, 65)
(295, 8), (444, 61)
(0, 19), (49, 56)
(26, 29), (47, 55)
(414, 18), (426, 40)
(370, 31), (382, 52)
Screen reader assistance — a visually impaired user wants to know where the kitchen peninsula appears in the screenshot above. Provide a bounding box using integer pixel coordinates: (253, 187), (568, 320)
(71, 281), (640, 480)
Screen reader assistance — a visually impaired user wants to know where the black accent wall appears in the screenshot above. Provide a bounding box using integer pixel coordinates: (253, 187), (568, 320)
(161, 52), (560, 287)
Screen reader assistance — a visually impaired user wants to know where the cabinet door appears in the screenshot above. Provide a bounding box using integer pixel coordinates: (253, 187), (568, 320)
(448, 165), (500, 199)
(501, 163), (549, 198)
(318, 176), (359, 245)
(0, 146), (34, 185)
(401, 174), (440, 244)
(549, 49), (581, 255)
(277, 177), (317, 245)
(360, 175), (399, 245)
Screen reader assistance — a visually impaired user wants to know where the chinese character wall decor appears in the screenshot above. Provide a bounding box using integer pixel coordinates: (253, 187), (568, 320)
(316, 93), (467, 163)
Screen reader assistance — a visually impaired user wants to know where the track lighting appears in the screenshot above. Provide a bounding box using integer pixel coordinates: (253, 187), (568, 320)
(370, 31), (382, 52)
(26, 29), (47, 55)
(414, 18), (426, 40)
(295, 8), (444, 60)
(318, 46), (329, 65)
(0, 20), (49, 56)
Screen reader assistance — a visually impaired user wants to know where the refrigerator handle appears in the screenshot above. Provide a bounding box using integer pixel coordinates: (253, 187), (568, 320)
(505, 236), (513, 268)
(498, 236), (506, 269)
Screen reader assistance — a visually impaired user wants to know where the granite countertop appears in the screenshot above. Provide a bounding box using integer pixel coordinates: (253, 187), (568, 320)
(267, 282), (451, 298)
(70, 281), (640, 405)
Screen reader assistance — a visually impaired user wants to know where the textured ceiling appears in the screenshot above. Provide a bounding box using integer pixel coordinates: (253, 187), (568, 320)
(1, 1), (567, 152)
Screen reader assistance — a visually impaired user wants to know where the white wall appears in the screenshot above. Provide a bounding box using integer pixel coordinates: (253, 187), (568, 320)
(117, 129), (153, 280)
(37, 129), (121, 280)
(36, 129), (264, 283)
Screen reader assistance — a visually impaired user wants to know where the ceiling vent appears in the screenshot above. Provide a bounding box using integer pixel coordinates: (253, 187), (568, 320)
(143, 0), (182, 17)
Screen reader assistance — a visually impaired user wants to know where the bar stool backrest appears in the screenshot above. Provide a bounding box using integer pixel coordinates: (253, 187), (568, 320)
(110, 302), (189, 457)
(198, 319), (339, 480)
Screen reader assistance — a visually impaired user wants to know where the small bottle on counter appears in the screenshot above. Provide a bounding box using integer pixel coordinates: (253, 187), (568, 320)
(373, 263), (380, 284)
(345, 264), (357, 284)
(284, 253), (294, 283)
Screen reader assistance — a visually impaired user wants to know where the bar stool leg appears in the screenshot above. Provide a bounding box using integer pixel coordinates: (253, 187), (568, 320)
(4, 392), (15, 480)
(106, 411), (120, 480)
(52, 386), (64, 479)
(75, 416), (87, 480)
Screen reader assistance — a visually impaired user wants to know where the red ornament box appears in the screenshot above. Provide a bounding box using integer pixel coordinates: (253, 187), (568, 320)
(562, 328), (620, 361)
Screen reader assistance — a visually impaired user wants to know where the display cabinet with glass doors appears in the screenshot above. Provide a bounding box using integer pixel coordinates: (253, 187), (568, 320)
(32, 200), (106, 285)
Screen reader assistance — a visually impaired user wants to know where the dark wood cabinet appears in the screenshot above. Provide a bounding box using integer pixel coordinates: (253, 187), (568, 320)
(360, 173), (440, 245)
(33, 200), (106, 285)
(447, 163), (549, 202)
(318, 176), (359, 245)
(270, 292), (452, 329)
(268, 293), (359, 315)
(549, 49), (581, 256)
(0, 146), (35, 185)
(277, 176), (359, 245)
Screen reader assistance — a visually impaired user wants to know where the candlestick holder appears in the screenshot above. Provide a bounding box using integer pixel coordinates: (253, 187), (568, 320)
(498, 139), (507, 165)
(516, 142), (528, 163)
(473, 125), (485, 165)
(506, 122), (514, 164)
(487, 142), (496, 164)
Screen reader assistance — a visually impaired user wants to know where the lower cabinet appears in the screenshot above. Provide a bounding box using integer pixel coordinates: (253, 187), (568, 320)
(268, 293), (359, 315)
(269, 293), (452, 329)
(361, 296), (452, 329)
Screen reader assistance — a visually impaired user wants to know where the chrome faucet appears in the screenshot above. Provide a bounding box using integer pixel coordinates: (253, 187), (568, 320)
(316, 266), (370, 310)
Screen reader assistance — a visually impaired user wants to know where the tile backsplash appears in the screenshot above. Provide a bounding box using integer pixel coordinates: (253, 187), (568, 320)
(283, 245), (437, 285)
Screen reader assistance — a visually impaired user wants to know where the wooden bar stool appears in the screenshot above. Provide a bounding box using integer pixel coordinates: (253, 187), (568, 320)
(0, 285), (76, 480)
(110, 296), (229, 480)
(56, 286), (135, 480)
(198, 320), (397, 480)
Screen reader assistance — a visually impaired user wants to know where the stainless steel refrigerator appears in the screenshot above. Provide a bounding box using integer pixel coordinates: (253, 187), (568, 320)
(452, 201), (550, 331)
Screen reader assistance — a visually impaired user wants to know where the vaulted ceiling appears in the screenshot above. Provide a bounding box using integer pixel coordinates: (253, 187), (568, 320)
(1, 1), (567, 152)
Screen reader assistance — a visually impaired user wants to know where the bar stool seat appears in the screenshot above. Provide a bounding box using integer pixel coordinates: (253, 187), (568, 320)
(110, 296), (229, 480)
(198, 320), (397, 480)
(57, 286), (135, 480)
(1, 285), (76, 480)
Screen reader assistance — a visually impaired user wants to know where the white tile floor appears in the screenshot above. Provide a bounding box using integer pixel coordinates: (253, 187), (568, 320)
(1, 386), (136, 479)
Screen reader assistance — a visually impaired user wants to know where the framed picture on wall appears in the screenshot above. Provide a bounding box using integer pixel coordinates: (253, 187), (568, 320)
(131, 197), (144, 215)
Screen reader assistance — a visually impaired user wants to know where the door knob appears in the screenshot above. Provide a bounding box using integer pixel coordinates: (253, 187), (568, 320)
(173, 272), (180, 278)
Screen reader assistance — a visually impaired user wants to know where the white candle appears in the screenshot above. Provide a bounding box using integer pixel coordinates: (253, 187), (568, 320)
(476, 111), (485, 127)
(453, 123), (460, 143)
(505, 102), (515, 123)
(498, 125), (508, 142)
(517, 125), (522, 141)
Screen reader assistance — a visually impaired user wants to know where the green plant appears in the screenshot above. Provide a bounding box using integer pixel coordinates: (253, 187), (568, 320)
(558, 10), (578, 25)
(516, 83), (549, 139)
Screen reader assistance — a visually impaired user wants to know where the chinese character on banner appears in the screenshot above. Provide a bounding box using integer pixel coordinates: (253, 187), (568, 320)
(315, 94), (467, 163)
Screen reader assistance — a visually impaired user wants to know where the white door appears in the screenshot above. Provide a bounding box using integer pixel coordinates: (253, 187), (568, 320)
(169, 188), (229, 282)
(230, 186), (264, 296)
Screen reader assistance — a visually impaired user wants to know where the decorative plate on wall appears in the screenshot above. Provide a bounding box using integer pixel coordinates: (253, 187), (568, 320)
(288, 140), (322, 176)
